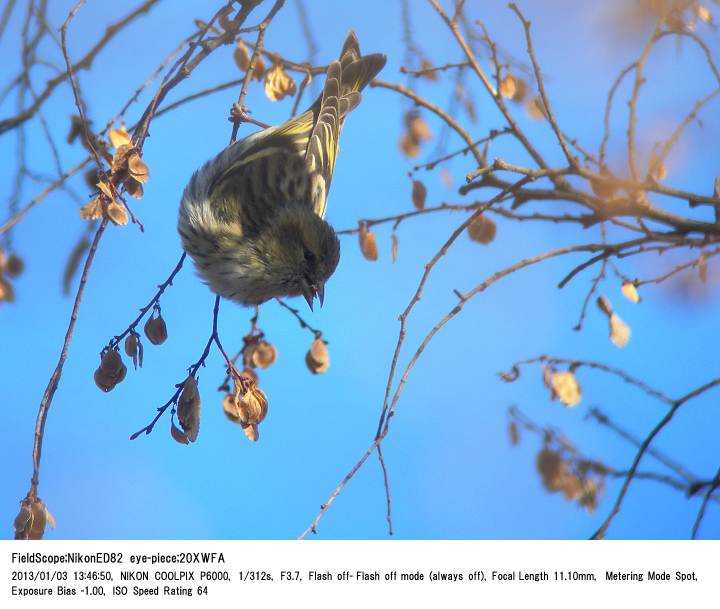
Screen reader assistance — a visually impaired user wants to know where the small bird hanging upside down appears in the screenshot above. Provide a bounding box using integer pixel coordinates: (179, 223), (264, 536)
(178, 32), (386, 311)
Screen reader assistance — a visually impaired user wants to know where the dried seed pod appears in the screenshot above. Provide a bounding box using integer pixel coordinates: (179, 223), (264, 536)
(109, 126), (132, 149)
(94, 368), (116, 392)
(405, 111), (432, 142)
(100, 349), (123, 375)
(609, 313), (631, 348)
(107, 201), (129, 225)
(124, 333), (137, 358)
(391, 233), (398, 263)
(411, 180), (427, 210)
(111, 143), (133, 175)
(0, 278), (15, 303)
(399, 133), (421, 158)
(252, 54), (266, 81)
(79, 196), (104, 221)
(233, 40), (251, 70)
(241, 367), (258, 385)
(510, 77), (528, 102)
(306, 337), (330, 374)
(170, 420), (190, 445)
(467, 214), (497, 244)
(238, 386), (268, 425)
(499, 73), (517, 99)
(15, 499), (55, 540)
(124, 333), (143, 369)
(5, 254), (24, 278)
(536, 448), (567, 493)
(561, 474), (584, 500)
(621, 281), (640, 304)
(596, 295), (613, 316)
(177, 375), (201, 442)
(264, 63), (297, 101)
(242, 423), (259, 442)
(358, 227), (378, 261)
(144, 313), (168, 345)
(223, 394), (242, 423)
(550, 371), (581, 407)
(13, 503), (33, 539)
(526, 96), (547, 120)
(128, 151), (150, 184)
(251, 341), (277, 369)
(125, 178), (144, 199)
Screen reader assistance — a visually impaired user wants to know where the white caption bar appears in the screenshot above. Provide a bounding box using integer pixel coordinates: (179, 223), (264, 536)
(1, 540), (717, 608)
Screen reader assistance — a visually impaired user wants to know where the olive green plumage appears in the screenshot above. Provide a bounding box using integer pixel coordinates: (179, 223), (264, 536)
(178, 32), (386, 309)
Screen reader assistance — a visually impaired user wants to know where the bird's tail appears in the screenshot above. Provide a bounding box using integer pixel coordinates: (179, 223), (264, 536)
(302, 33), (385, 217)
(336, 31), (387, 100)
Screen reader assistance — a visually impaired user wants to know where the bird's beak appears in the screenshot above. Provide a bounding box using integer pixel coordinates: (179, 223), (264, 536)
(300, 279), (325, 311)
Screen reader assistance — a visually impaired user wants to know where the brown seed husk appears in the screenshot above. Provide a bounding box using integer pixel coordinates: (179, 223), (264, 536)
(79, 196), (104, 221)
(223, 394), (242, 424)
(124, 334), (138, 358)
(109, 127), (132, 149)
(306, 338), (330, 374)
(107, 201), (129, 225)
(406, 112), (432, 142)
(177, 376), (201, 442)
(234, 40), (251, 71)
(242, 423), (259, 442)
(251, 341), (277, 369)
(411, 180), (427, 210)
(359, 228), (379, 261)
(536, 448), (567, 493)
(100, 349), (124, 375)
(264, 63), (296, 101)
(467, 214), (497, 244)
(94, 368), (116, 392)
(14, 499), (55, 540)
(551, 371), (581, 407)
(399, 133), (421, 158)
(499, 73), (517, 99)
(111, 144), (133, 175)
(0, 278), (15, 303)
(596, 295), (613, 316)
(125, 178), (144, 199)
(511, 77), (528, 102)
(621, 281), (640, 304)
(5, 254), (24, 278)
(144, 314), (168, 345)
(238, 386), (268, 425)
(170, 420), (190, 445)
(128, 152), (150, 183)
(609, 313), (631, 348)
(124, 334), (142, 369)
(527, 96), (547, 120)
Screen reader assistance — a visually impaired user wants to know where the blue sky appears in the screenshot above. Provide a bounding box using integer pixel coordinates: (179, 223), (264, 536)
(1, 0), (719, 539)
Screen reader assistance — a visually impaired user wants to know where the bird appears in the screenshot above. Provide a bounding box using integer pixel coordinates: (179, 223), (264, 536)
(178, 32), (386, 310)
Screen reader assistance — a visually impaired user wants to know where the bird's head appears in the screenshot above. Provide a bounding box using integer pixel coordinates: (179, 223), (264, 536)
(257, 205), (340, 310)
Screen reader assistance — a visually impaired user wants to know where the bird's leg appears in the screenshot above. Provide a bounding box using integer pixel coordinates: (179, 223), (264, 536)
(229, 103), (271, 130)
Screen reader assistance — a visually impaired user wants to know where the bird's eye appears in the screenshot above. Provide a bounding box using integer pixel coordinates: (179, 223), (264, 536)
(303, 249), (316, 264)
